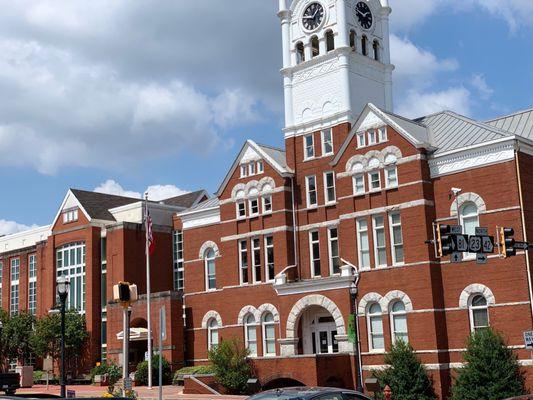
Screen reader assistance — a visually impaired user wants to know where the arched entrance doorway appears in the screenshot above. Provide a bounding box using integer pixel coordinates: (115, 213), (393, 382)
(129, 318), (149, 371)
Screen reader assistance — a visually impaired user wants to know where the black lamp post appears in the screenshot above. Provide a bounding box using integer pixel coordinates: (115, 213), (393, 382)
(350, 281), (364, 393)
(56, 277), (70, 399)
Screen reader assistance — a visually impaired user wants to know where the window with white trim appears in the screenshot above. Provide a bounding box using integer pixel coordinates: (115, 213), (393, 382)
(368, 129), (377, 145)
(262, 195), (272, 214)
(101, 238), (107, 310)
(389, 213), (404, 265)
(378, 127), (388, 142)
(236, 201), (246, 219)
(328, 228), (340, 275)
(367, 303), (384, 351)
(310, 231), (321, 277)
(249, 162), (256, 176)
(0, 261), (3, 308)
(324, 172), (336, 204)
(257, 161), (264, 174)
(357, 132), (366, 148)
(304, 134), (315, 160)
(173, 231), (184, 291)
(385, 166), (398, 188)
(262, 312), (276, 356)
(306, 175), (318, 207)
(357, 219), (370, 269)
(353, 174), (365, 195)
(265, 236), (275, 282)
(56, 242), (86, 311)
(28, 254), (37, 315)
(208, 318), (219, 350)
(460, 203), (479, 236)
(62, 209), (78, 224)
(240, 165), (248, 178)
(368, 171), (381, 190)
(245, 314), (257, 356)
(10, 258), (20, 316)
(252, 238), (262, 283)
(249, 198), (259, 217)
(469, 295), (489, 332)
(205, 248), (216, 291)
(373, 216), (387, 268)
(390, 301), (408, 343)
(321, 129), (333, 155)
(239, 240), (249, 284)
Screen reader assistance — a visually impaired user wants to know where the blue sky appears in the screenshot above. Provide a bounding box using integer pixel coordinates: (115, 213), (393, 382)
(0, 0), (532, 232)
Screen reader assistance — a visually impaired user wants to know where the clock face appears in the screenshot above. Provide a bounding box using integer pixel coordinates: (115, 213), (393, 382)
(302, 2), (325, 31)
(355, 2), (373, 30)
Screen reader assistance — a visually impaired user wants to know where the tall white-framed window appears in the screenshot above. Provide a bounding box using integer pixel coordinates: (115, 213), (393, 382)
(324, 171), (336, 204)
(385, 166), (398, 188)
(328, 227), (341, 275)
(249, 198), (259, 217)
(390, 301), (408, 343)
(368, 171), (381, 191)
(244, 314), (258, 356)
(357, 132), (366, 148)
(240, 164), (248, 178)
(469, 295), (489, 332)
(28, 254), (37, 315)
(265, 236), (275, 282)
(205, 248), (216, 291)
(378, 127), (388, 142)
(368, 129), (377, 145)
(262, 195), (272, 214)
(239, 240), (249, 285)
(10, 258), (20, 316)
(389, 213), (404, 265)
(367, 303), (384, 351)
(357, 218), (371, 269)
(249, 162), (256, 176)
(173, 231), (184, 291)
(257, 160), (264, 174)
(252, 238), (262, 283)
(236, 201), (246, 219)
(306, 175), (318, 208)
(460, 202), (479, 236)
(56, 242), (86, 312)
(262, 312), (277, 356)
(310, 230), (321, 277)
(304, 134), (315, 160)
(208, 318), (219, 350)
(101, 237), (107, 311)
(372, 215), (387, 268)
(321, 128), (333, 156)
(353, 174), (365, 195)
(0, 261), (3, 307)
(101, 315), (107, 362)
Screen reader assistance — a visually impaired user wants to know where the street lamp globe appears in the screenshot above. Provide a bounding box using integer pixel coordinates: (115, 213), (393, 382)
(349, 281), (358, 296)
(56, 276), (70, 297)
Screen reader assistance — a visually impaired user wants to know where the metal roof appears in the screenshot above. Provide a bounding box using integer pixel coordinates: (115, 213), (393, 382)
(486, 108), (533, 140)
(183, 197), (220, 213)
(257, 143), (289, 171)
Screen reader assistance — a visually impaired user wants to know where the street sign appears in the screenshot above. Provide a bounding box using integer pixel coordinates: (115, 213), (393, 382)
(450, 225), (462, 234)
(476, 254), (488, 264)
(451, 252), (463, 263)
(514, 241), (530, 250)
(524, 331), (533, 350)
(475, 227), (489, 236)
(468, 236), (483, 253)
(124, 377), (132, 391)
(481, 236), (494, 253)
(452, 234), (469, 252)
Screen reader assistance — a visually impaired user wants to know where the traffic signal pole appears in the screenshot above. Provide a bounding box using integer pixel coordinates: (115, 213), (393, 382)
(123, 306), (131, 393)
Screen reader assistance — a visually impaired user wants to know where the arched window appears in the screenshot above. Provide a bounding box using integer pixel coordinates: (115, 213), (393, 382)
(311, 36), (320, 58)
(262, 312), (276, 356)
(390, 301), (408, 343)
(373, 40), (380, 61)
(349, 30), (356, 51)
(367, 303), (384, 351)
(325, 30), (335, 52)
(361, 35), (368, 56)
(469, 295), (489, 332)
(296, 42), (305, 64)
(205, 248), (216, 290)
(244, 314), (257, 356)
(208, 318), (219, 350)
(460, 202), (479, 236)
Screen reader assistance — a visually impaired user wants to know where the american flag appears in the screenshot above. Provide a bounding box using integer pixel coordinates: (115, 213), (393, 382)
(146, 208), (155, 255)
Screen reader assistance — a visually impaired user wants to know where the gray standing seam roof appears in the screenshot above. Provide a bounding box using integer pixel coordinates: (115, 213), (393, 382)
(257, 143), (289, 170)
(486, 108), (533, 140)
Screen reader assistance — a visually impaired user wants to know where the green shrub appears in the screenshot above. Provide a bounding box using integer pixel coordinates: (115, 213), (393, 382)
(208, 338), (252, 394)
(90, 362), (122, 386)
(134, 355), (172, 386)
(33, 370), (44, 382)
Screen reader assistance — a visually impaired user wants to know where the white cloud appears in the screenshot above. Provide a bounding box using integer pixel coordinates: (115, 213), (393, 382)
(459, 0), (533, 31)
(0, 219), (39, 236)
(94, 180), (189, 202)
(396, 87), (472, 118)
(389, 0), (441, 31)
(211, 89), (260, 129)
(471, 74), (494, 100)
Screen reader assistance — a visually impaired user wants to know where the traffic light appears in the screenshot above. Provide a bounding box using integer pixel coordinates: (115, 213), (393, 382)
(499, 227), (516, 258)
(436, 224), (454, 257)
(113, 282), (138, 304)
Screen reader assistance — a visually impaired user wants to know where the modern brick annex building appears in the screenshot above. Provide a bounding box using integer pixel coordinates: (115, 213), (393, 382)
(1, 0), (533, 397)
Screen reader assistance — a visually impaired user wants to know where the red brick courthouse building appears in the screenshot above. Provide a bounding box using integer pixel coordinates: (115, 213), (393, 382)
(1, 0), (533, 397)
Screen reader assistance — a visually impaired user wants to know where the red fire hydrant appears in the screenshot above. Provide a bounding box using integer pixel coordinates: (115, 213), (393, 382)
(383, 385), (392, 400)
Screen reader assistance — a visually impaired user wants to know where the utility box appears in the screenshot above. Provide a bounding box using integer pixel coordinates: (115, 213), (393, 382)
(15, 366), (33, 388)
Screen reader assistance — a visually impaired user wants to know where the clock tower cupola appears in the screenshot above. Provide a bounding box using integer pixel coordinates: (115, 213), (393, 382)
(278, 0), (394, 138)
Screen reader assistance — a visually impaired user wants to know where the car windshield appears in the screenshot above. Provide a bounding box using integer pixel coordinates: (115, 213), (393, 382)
(248, 393), (305, 400)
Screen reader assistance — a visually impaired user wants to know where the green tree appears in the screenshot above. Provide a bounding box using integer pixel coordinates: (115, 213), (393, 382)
(0, 310), (9, 372)
(451, 328), (526, 400)
(2, 312), (36, 365)
(134, 355), (172, 386)
(374, 340), (436, 400)
(30, 310), (89, 372)
(208, 338), (252, 394)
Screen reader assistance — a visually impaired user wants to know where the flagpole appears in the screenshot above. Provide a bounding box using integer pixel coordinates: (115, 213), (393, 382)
(145, 192), (153, 389)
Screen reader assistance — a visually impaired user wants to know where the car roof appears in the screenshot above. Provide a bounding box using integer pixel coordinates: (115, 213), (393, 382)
(250, 387), (368, 399)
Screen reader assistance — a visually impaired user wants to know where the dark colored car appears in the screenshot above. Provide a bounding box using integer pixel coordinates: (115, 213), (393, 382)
(0, 373), (20, 396)
(247, 387), (373, 400)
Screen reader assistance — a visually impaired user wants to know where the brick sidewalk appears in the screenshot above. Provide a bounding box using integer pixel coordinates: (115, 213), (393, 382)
(16, 384), (247, 399)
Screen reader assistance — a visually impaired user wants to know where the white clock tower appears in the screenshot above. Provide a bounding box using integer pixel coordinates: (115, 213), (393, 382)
(278, 0), (394, 138)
